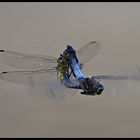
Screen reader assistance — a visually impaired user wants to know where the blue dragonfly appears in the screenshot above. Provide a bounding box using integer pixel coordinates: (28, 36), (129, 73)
(0, 41), (140, 100)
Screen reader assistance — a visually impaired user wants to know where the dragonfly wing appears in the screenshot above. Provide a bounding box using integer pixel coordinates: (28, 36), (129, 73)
(94, 66), (140, 96)
(0, 42), (100, 70)
(76, 41), (101, 66)
(0, 50), (57, 70)
(0, 69), (57, 86)
(94, 70), (140, 81)
(31, 76), (78, 101)
(0, 69), (78, 100)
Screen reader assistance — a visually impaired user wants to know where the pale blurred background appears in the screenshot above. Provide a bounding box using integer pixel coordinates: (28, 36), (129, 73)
(0, 2), (140, 137)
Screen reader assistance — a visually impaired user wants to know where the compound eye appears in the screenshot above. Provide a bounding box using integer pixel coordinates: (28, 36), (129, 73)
(96, 86), (104, 95)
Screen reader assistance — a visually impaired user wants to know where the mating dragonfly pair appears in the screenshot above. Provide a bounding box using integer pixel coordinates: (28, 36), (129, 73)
(0, 41), (140, 100)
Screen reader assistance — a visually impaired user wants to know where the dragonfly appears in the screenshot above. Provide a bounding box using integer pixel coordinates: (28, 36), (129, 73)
(0, 41), (140, 100)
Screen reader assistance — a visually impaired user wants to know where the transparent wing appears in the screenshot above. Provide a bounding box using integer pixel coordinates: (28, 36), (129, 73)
(76, 41), (101, 66)
(0, 42), (100, 70)
(94, 66), (140, 96)
(94, 66), (140, 81)
(0, 50), (57, 70)
(0, 69), (56, 86)
(0, 69), (78, 100)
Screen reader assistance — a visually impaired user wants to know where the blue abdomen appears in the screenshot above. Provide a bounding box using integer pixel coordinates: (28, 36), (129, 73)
(70, 57), (85, 80)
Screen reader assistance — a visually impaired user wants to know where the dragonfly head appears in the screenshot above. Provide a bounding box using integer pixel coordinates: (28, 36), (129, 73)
(63, 44), (77, 61)
(66, 44), (73, 51)
(80, 77), (104, 96)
